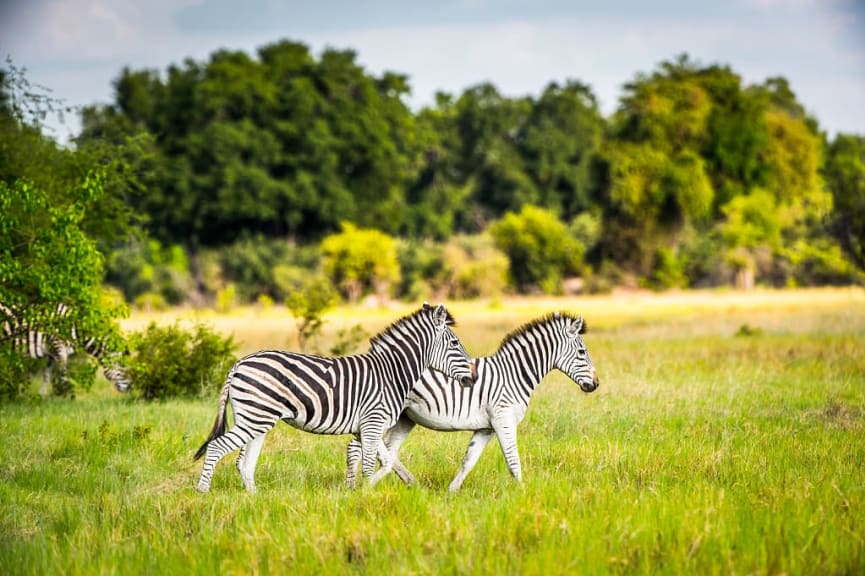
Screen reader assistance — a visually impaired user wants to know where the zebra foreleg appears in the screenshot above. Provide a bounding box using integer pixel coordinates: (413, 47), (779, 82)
(491, 415), (522, 483)
(345, 437), (362, 489)
(368, 438), (395, 486)
(448, 428), (495, 492)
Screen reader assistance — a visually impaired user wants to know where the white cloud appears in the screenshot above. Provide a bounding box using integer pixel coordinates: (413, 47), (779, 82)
(2, 0), (863, 139)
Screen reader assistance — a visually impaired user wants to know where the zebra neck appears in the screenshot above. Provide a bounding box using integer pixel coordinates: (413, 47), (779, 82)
(494, 341), (556, 393)
(369, 343), (426, 393)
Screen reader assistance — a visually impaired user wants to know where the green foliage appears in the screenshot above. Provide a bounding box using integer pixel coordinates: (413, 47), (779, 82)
(285, 276), (338, 351)
(50, 354), (98, 399)
(106, 238), (194, 306)
(825, 133), (865, 272)
(327, 324), (369, 356)
(439, 235), (509, 299)
(8, 48), (862, 297)
(490, 205), (584, 294)
(647, 247), (688, 290)
(0, 176), (128, 400)
(216, 236), (319, 303)
(79, 42), (418, 246)
(217, 235), (289, 302)
(127, 322), (237, 401)
(321, 223), (401, 302)
(0, 348), (39, 402)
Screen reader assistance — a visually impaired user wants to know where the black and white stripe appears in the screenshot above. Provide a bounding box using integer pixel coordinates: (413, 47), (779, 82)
(193, 303), (476, 493)
(0, 303), (130, 394)
(347, 312), (598, 491)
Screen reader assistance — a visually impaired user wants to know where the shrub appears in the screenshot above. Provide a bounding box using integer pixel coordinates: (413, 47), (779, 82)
(490, 205), (585, 294)
(0, 349), (39, 402)
(321, 223), (401, 302)
(127, 322), (237, 400)
(441, 235), (508, 299)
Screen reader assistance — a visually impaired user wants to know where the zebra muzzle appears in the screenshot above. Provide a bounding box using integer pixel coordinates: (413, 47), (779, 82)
(459, 361), (478, 387)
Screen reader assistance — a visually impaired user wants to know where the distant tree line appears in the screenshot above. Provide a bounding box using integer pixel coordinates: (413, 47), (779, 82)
(4, 43), (865, 312)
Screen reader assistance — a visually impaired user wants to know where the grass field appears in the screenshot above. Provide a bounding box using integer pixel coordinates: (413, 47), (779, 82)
(1, 288), (864, 575)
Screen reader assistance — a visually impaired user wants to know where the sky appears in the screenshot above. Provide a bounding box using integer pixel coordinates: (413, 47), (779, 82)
(2, 0), (864, 143)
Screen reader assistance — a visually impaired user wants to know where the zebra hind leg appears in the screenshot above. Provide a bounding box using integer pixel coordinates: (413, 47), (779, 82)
(237, 435), (266, 494)
(197, 421), (274, 493)
(448, 428), (495, 492)
(383, 416), (417, 486)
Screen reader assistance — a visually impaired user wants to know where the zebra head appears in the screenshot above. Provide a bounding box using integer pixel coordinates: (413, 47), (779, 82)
(554, 313), (599, 393)
(103, 351), (132, 393)
(423, 302), (477, 388)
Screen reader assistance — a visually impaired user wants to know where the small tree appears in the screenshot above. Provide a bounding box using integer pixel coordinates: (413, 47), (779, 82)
(490, 205), (584, 294)
(285, 275), (338, 351)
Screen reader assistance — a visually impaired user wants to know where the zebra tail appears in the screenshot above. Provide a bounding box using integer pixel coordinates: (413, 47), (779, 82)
(193, 369), (233, 461)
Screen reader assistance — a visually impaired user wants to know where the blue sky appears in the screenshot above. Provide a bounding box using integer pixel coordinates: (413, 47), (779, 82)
(2, 0), (864, 142)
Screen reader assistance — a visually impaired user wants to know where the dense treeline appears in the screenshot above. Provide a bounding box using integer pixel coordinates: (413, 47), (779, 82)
(4, 42), (865, 311)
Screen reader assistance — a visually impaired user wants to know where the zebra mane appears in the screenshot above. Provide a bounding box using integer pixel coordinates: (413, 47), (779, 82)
(496, 312), (585, 352)
(369, 304), (456, 351)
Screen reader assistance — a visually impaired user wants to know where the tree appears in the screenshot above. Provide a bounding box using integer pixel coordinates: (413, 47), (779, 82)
(1, 60), (130, 399)
(0, 176), (127, 399)
(518, 80), (605, 219)
(825, 134), (865, 271)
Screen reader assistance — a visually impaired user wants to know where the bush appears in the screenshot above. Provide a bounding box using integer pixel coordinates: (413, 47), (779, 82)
(321, 223), (401, 302)
(647, 247), (688, 290)
(127, 322), (237, 400)
(490, 205), (585, 294)
(218, 235), (319, 303)
(0, 349), (39, 402)
(441, 235), (508, 299)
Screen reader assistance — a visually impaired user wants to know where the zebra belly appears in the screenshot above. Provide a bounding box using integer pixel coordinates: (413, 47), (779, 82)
(403, 398), (491, 431)
(283, 416), (359, 436)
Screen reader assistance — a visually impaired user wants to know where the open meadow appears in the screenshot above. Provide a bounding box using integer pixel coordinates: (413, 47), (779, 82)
(1, 288), (864, 575)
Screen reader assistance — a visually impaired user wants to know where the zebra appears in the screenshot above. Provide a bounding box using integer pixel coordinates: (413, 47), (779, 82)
(193, 302), (477, 493)
(346, 312), (598, 491)
(0, 303), (131, 394)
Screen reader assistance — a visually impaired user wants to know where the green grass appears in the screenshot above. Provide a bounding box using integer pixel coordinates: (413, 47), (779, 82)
(2, 288), (864, 574)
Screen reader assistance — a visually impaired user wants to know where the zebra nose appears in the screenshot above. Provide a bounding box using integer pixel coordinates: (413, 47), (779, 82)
(459, 361), (478, 387)
(591, 370), (600, 390)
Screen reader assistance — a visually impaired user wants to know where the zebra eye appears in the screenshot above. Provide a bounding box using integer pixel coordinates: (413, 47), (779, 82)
(449, 338), (460, 348)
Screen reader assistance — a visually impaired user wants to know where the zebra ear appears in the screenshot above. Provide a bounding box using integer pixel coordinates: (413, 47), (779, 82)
(567, 316), (585, 337)
(432, 303), (448, 329)
(423, 301), (430, 310)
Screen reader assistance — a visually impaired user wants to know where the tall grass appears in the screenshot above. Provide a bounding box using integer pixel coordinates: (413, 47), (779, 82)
(2, 288), (863, 574)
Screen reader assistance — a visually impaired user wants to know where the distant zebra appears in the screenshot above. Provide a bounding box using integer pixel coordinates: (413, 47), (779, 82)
(346, 312), (598, 491)
(0, 303), (131, 394)
(193, 303), (477, 493)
